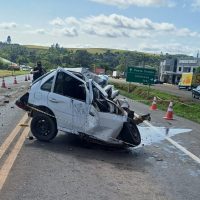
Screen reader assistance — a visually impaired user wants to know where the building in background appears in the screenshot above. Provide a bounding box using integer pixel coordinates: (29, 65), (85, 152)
(95, 67), (105, 75)
(9, 63), (20, 70)
(160, 58), (200, 84)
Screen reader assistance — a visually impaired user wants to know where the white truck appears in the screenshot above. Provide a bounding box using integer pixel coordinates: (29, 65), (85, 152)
(112, 71), (120, 79)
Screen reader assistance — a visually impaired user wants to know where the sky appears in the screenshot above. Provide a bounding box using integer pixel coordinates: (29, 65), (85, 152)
(0, 0), (200, 55)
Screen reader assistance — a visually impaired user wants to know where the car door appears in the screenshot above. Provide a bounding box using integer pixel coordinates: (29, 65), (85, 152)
(70, 79), (90, 133)
(47, 70), (73, 132)
(48, 69), (89, 133)
(86, 80), (127, 142)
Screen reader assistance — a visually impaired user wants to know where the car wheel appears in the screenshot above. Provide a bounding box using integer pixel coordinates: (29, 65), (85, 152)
(126, 119), (141, 145)
(117, 119), (141, 146)
(31, 114), (57, 141)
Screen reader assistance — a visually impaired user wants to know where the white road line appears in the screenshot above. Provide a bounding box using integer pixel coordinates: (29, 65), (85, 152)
(135, 113), (200, 164)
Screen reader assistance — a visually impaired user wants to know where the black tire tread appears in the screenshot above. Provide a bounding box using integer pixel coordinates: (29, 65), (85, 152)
(31, 113), (57, 141)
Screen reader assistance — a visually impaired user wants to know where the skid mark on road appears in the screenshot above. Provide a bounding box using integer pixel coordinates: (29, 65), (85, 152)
(0, 115), (30, 191)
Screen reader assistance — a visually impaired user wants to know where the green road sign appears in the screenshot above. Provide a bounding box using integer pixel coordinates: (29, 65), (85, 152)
(126, 67), (156, 84)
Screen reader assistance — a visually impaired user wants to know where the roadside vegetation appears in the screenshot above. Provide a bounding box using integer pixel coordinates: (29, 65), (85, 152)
(111, 81), (200, 124)
(0, 42), (193, 73)
(0, 70), (28, 78)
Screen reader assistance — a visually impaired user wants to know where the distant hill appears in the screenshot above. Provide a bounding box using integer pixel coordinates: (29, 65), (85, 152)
(24, 45), (49, 50)
(66, 48), (128, 54)
(24, 45), (133, 54)
(0, 57), (11, 64)
(23, 45), (196, 59)
(1, 43), (194, 72)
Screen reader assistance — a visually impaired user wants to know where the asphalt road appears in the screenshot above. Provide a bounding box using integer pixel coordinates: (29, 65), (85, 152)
(1, 74), (32, 85)
(0, 80), (200, 200)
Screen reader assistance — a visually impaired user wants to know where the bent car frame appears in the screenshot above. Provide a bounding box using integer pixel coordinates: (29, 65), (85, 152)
(16, 67), (143, 148)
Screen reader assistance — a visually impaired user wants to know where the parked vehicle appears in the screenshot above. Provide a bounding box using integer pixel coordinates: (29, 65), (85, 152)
(112, 71), (120, 79)
(154, 79), (164, 84)
(20, 65), (32, 71)
(16, 67), (150, 148)
(192, 85), (200, 99)
(178, 73), (200, 90)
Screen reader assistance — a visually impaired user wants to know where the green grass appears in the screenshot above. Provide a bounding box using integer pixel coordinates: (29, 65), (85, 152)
(23, 45), (49, 50)
(24, 45), (130, 54)
(111, 81), (200, 124)
(0, 57), (11, 64)
(68, 48), (128, 54)
(0, 70), (29, 78)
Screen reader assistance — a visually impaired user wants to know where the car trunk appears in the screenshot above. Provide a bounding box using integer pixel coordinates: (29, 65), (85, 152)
(15, 92), (30, 111)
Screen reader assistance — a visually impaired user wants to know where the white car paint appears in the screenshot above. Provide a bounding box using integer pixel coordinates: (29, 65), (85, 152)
(28, 67), (127, 143)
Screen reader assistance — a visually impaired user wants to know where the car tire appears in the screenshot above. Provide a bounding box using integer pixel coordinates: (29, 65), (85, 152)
(117, 118), (141, 146)
(31, 113), (57, 142)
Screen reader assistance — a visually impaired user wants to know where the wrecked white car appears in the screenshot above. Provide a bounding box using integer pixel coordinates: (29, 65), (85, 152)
(16, 67), (147, 148)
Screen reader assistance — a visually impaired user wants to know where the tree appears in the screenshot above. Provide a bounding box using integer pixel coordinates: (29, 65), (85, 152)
(116, 64), (125, 73)
(196, 66), (200, 73)
(7, 36), (11, 44)
(0, 60), (9, 70)
(55, 43), (60, 49)
(73, 50), (92, 68)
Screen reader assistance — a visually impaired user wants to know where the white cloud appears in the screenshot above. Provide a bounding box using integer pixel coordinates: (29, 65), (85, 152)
(131, 30), (152, 38)
(35, 29), (46, 34)
(18, 14), (197, 55)
(48, 14), (199, 40)
(175, 28), (200, 37)
(26, 29), (46, 35)
(90, 0), (176, 8)
(49, 17), (80, 27)
(52, 27), (78, 37)
(82, 14), (200, 39)
(49, 17), (65, 26)
(0, 22), (17, 29)
(192, 0), (200, 9)
(139, 43), (195, 54)
(83, 25), (129, 37)
(65, 17), (80, 27)
(153, 22), (175, 31)
(24, 24), (32, 28)
(62, 27), (78, 37)
(83, 14), (176, 31)
(49, 17), (80, 37)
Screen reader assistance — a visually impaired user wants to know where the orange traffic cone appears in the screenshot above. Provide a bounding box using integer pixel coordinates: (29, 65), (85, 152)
(150, 96), (157, 110)
(163, 102), (173, 120)
(25, 75), (28, 81)
(13, 76), (18, 84)
(1, 77), (6, 88)
(28, 74), (30, 80)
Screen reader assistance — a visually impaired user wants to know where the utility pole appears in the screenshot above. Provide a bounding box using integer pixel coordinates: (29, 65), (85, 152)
(143, 54), (145, 68)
